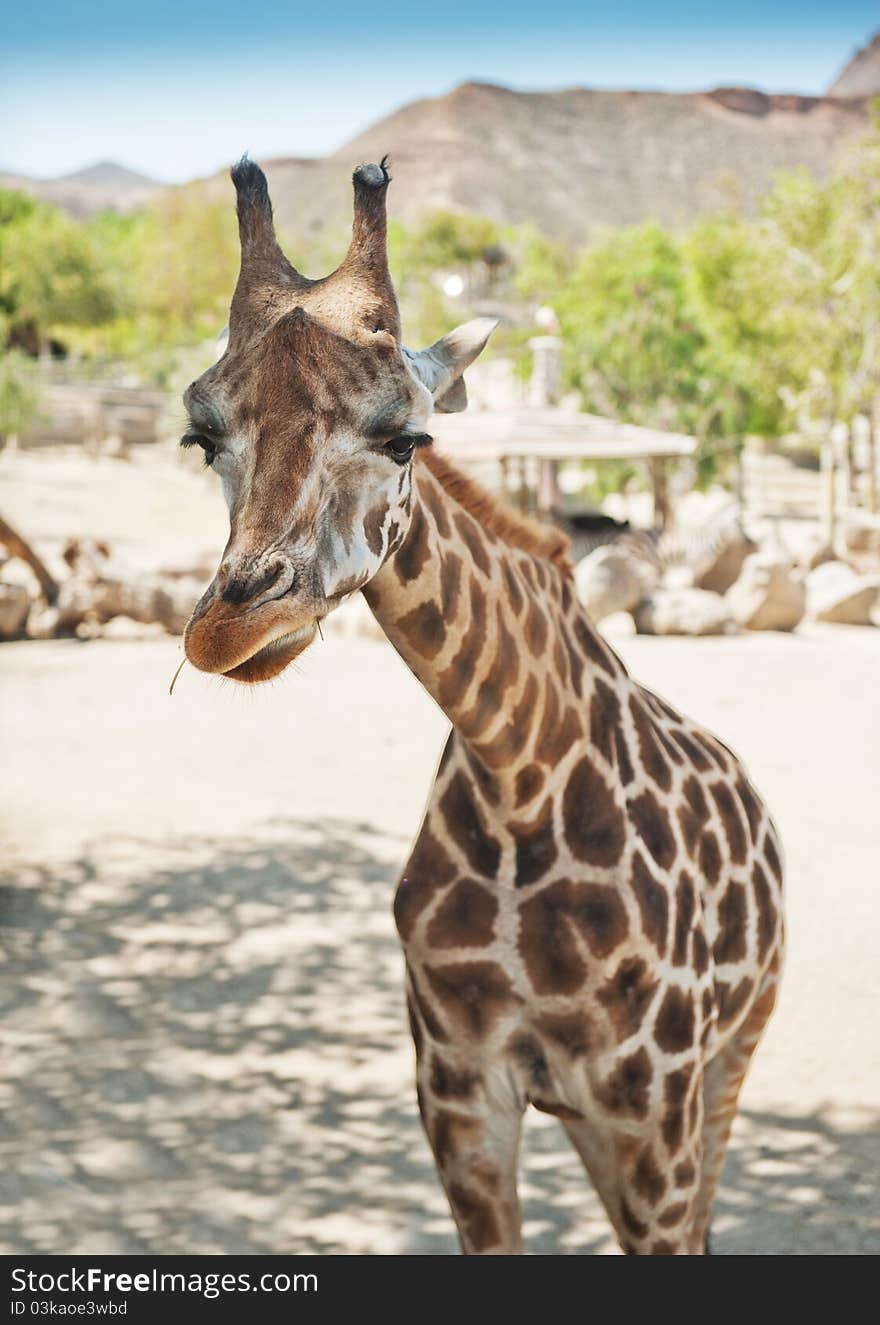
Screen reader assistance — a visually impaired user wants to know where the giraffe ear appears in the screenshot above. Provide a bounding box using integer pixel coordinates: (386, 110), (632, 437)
(404, 317), (498, 413)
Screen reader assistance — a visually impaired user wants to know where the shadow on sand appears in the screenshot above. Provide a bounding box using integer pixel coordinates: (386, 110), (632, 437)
(1, 819), (876, 1254)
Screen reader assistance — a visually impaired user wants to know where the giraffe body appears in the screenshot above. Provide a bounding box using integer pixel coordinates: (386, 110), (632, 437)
(181, 157), (784, 1254)
(365, 454), (784, 1255)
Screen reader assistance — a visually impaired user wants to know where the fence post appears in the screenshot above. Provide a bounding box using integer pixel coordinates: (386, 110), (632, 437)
(528, 334), (562, 517)
(820, 436), (836, 545)
(831, 420), (851, 514)
(649, 456), (670, 530)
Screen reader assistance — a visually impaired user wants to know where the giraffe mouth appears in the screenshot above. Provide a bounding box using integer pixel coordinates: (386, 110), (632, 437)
(223, 621), (318, 684)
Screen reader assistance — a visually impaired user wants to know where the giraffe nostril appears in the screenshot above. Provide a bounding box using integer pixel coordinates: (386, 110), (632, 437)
(221, 560), (286, 606)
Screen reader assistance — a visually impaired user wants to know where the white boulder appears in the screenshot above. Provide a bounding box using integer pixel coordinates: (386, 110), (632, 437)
(574, 546), (655, 623)
(634, 588), (736, 637)
(806, 561), (880, 626)
(0, 582), (31, 638)
(727, 554), (806, 632)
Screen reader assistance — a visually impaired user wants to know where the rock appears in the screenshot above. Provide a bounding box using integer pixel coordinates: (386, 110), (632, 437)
(693, 521), (757, 594)
(800, 534), (836, 572)
(100, 616), (167, 641)
(26, 604), (62, 639)
(727, 554), (806, 632)
(634, 588), (736, 636)
(661, 565), (695, 590)
(0, 582), (31, 638)
(574, 546), (655, 623)
(806, 561), (880, 625)
(55, 577), (101, 632)
(841, 519), (880, 558)
(597, 610), (636, 639)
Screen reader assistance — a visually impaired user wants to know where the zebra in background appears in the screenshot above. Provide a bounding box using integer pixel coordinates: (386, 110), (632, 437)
(564, 504), (755, 586)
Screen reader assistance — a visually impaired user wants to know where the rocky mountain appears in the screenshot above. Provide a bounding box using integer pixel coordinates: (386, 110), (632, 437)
(4, 33), (876, 241)
(0, 160), (160, 218)
(253, 81), (871, 246)
(827, 32), (880, 97)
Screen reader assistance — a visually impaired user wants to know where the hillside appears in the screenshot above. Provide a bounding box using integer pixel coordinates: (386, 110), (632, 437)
(335, 82), (869, 241)
(0, 161), (160, 218)
(238, 82), (870, 246)
(828, 32), (880, 97)
(3, 34), (876, 240)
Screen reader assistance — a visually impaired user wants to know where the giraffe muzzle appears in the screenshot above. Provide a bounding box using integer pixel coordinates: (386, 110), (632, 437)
(183, 562), (321, 682)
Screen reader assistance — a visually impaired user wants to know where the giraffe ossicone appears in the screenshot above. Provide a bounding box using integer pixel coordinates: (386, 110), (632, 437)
(181, 158), (785, 1255)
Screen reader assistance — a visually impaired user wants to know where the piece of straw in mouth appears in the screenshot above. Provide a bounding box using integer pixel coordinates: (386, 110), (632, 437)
(168, 657), (186, 696)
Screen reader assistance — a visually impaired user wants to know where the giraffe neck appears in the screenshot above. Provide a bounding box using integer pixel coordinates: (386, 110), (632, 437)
(363, 450), (627, 811)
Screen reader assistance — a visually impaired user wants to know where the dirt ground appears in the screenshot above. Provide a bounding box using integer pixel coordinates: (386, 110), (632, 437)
(1, 622), (878, 1255)
(1, 447), (878, 1254)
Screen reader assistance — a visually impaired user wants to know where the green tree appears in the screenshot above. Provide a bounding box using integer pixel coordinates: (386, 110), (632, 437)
(0, 348), (40, 441)
(0, 193), (117, 354)
(552, 223), (738, 458)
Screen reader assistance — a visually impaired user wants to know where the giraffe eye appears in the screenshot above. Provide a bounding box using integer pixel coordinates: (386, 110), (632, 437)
(384, 433), (431, 464)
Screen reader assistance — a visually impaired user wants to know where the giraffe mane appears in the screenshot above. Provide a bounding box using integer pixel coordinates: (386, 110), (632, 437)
(420, 448), (573, 574)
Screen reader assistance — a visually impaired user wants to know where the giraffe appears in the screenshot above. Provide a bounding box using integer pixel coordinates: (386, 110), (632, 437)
(181, 157), (785, 1255)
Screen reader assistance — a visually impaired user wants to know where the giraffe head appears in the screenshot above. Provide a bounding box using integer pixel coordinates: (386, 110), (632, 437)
(182, 156), (496, 683)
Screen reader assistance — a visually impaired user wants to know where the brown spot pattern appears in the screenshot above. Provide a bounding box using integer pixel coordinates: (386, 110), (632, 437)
(478, 672), (539, 770)
(633, 1147), (667, 1204)
(425, 961), (516, 1038)
(717, 976), (753, 1027)
(426, 879), (498, 949)
(631, 853), (669, 955)
(590, 678), (621, 765)
(447, 1181), (501, 1253)
(439, 771), (501, 879)
(672, 872), (696, 966)
(394, 829), (457, 940)
(661, 1064), (695, 1151)
(710, 781), (748, 864)
(698, 830), (722, 885)
(524, 600), (548, 658)
(736, 775), (763, 839)
(395, 503), (430, 583)
(429, 1055), (478, 1100)
(629, 695), (672, 792)
(654, 986), (695, 1053)
(714, 881), (748, 965)
(573, 615), (618, 678)
(630, 789), (677, 871)
(454, 511), (492, 577)
(436, 579), (487, 709)
(535, 683), (582, 765)
(514, 762), (545, 807)
(619, 1198), (648, 1239)
(598, 957), (660, 1041)
(519, 880), (628, 994)
(440, 551), (463, 617)
(511, 797), (558, 888)
(764, 829), (782, 882)
(397, 598), (447, 659)
(597, 1047), (653, 1119)
(752, 860), (776, 960)
(562, 757), (626, 868)
(538, 1010), (595, 1059)
(518, 883), (586, 995)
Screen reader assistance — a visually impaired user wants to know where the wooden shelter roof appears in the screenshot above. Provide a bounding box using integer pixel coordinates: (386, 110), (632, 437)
(431, 407), (697, 463)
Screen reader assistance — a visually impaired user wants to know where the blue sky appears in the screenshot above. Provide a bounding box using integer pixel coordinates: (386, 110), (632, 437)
(2, 1), (877, 181)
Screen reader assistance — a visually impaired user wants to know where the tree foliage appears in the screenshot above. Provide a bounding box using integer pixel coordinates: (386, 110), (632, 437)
(1, 106), (878, 469)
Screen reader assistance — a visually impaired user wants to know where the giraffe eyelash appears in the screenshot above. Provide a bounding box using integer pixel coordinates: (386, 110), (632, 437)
(180, 432), (218, 467)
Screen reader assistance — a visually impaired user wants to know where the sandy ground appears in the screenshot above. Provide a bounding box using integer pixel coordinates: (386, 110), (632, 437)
(1, 446), (878, 1254)
(1, 622), (878, 1255)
